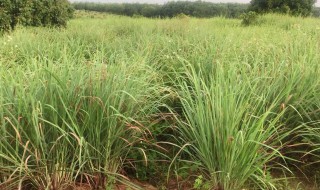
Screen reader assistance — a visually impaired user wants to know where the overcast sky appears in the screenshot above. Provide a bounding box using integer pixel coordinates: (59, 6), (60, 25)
(70, 0), (320, 6)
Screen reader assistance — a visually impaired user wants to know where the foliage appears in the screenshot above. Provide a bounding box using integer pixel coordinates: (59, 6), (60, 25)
(312, 6), (320, 17)
(174, 13), (190, 19)
(0, 5), (11, 32)
(193, 175), (210, 190)
(249, 0), (317, 16)
(27, 0), (74, 27)
(0, 0), (74, 33)
(72, 1), (248, 18)
(241, 11), (259, 26)
(72, 1), (320, 18)
(0, 0), (30, 32)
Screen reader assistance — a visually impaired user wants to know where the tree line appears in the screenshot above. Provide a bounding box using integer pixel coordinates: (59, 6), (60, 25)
(249, 0), (316, 17)
(73, 1), (319, 19)
(1, 0), (319, 34)
(72, 1), (249, 18)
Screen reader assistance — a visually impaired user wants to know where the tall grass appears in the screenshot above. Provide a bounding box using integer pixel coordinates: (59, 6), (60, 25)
(172, 60), (316, 189)
(1, 12), (320, 189)
(0, 57), (162, 189)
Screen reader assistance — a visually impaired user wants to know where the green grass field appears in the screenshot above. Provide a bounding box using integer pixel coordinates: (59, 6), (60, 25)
(1, 12), (320, 189)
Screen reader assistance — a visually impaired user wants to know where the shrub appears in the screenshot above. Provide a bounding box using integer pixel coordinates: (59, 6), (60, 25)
(0, 0), (29, 31)
(174, 13), (190, 19)
(241, 11), (258, 26)
(0, 0), (74, 33)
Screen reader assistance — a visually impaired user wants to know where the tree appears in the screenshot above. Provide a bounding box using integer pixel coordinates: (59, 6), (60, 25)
(249, 0), (317, 16)
(0, 0), (31, 31)
(0, 0), (74, 33)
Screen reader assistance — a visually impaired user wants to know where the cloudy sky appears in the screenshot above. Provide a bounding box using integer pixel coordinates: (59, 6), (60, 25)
(70, 0), (320, 6)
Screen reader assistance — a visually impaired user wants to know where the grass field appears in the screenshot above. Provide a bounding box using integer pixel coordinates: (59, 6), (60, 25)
(1, 11), (320, 189)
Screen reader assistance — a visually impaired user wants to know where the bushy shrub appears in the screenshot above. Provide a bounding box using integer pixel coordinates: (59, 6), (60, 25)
(0, 0), (30, 32)
(0, 0), (74, 33)
(174, 13), (190, 19)
(240, 11), (258, 26)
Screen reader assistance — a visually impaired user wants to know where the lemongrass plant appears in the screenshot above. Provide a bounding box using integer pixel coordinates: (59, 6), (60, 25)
(171, 60), (306, 190)
(0, 60), (162, 189)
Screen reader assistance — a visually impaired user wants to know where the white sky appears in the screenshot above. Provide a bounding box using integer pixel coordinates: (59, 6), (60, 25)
(70, 0), (320, 7)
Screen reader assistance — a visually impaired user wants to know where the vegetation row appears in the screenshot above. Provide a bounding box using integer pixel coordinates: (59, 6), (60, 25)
(72, 1), (320, 19)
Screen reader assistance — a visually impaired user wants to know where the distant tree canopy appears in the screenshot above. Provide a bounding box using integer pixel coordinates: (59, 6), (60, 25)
(72, 1), (249, 19)
(312, 6), (320, 16)
(249, 0), (317, 16)
(0, 0), (74, 33)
